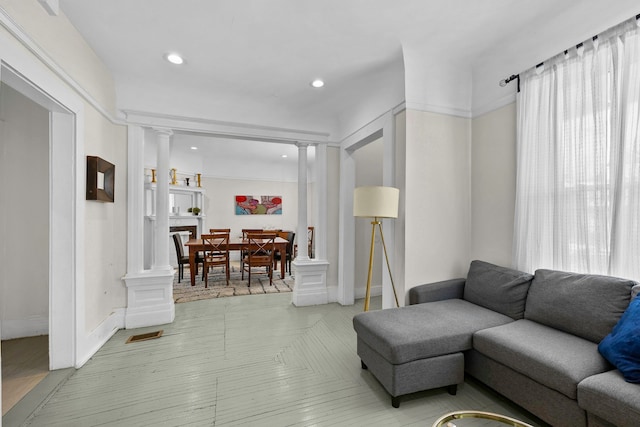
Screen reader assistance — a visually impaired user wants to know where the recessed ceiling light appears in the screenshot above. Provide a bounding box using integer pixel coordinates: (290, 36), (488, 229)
(190, 146), (198, 150)
(281, 154), (288, 158)
(310, 79), (324, 88)
(165, 53), (184, 65)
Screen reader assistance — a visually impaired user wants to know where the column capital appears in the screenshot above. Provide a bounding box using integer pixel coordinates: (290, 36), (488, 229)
(151, 127), (174, 137)
(296, 142), (310, 149)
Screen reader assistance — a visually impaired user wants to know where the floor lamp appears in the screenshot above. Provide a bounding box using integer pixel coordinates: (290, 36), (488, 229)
(353, 186), (400, 312)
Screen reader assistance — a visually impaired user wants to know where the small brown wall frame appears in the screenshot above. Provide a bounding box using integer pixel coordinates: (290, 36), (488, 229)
(86, 156), (115, 202)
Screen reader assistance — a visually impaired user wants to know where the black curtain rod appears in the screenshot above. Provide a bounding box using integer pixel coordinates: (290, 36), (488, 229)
(499, 12), (640, 92)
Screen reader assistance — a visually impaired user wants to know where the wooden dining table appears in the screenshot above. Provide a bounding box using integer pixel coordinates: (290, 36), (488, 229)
(185, 236), (289, 286)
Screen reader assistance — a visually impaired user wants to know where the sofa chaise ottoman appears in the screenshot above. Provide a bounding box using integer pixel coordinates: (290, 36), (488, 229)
(352, 260), (640, 427)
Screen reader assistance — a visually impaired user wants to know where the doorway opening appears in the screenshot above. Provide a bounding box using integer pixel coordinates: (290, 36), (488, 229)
(1, 64), (77, 416)
(0, 79), (49, 414)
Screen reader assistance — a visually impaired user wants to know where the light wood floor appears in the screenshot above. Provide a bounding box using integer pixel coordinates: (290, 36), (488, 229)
(1, 335), (49, 416)
(10, 294), (546, 426)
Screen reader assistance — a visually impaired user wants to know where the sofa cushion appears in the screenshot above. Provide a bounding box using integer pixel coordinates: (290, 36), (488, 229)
(473, 320), (610, 399)
(353, 299), (513, 365)
(578, 370), (640, 427)
(598, 297), (640, 383)
(524, 269), (635, 343)
(463, 260), (534, 320)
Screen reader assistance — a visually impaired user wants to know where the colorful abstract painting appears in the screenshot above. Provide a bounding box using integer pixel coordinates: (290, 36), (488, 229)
(235, 195), (282, 215)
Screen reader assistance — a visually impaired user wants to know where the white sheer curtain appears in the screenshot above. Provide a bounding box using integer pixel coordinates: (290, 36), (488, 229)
(513, 17), (640, 281)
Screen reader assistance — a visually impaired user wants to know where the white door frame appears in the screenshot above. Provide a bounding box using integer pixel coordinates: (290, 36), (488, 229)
(1, 42), (84, 373)
(338, 109), (397, 308)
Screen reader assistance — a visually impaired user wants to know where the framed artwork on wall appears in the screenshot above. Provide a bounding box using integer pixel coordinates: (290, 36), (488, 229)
(86, 155), (115, 202)
(235, 195), (282, 215)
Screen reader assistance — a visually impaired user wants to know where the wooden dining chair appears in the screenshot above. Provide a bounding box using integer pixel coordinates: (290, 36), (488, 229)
(274, 231), (295, 275)
(240, 229), (263, 273)
(307, 226), (314, 258)
(172, 233), (204, 283)
(210, 228), (231, 234)
(294, 226), (315, 258)
(242, 232), (276, 286)
(201, 232), (230, 287)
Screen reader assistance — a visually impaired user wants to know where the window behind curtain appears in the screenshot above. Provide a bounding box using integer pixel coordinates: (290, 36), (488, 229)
(513, 17), (640, 281)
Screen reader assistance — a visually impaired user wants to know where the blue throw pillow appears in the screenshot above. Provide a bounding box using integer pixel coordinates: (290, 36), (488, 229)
(598, 297), (640, 383)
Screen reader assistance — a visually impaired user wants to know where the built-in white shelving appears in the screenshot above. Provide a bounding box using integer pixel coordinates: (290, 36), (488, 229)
(144, 182), (206, 268)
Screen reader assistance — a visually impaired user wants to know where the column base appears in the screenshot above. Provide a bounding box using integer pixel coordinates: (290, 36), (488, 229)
(123, 269), (175, 329)
(292, 259), (329, 306)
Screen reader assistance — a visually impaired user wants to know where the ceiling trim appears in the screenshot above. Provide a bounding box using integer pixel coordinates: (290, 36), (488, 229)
(405, 100), (472, 119)
(123, 109), (335, 145)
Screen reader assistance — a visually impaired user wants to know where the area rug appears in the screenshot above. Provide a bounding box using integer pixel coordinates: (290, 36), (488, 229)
(173, 263), (294, 303)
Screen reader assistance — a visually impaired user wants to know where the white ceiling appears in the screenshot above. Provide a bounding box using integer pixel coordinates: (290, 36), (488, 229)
(58, 0), (639, 161)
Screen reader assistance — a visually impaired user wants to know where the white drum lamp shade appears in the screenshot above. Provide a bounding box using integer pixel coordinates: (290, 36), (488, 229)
(353, 186), (400, 311)
(353, 186), (399, 218)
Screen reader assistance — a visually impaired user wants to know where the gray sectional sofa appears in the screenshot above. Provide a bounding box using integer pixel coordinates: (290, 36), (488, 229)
(352, 260), (640, 427)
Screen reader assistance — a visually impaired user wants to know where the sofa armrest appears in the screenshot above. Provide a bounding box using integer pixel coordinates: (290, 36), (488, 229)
(409, 279), (466, 305)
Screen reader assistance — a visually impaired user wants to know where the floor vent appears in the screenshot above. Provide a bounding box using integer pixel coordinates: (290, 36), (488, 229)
(126, 330), (163, 344)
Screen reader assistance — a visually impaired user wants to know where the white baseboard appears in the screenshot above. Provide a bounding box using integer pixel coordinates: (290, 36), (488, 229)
(76, 308), (125, 368)
(326, 284), (382, 305)
(355, 285), (382, 300)
(327, 284), (339, 303)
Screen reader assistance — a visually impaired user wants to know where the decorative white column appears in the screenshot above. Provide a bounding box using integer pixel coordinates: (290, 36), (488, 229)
(315, 143), (328, 260)
(292, 142), (329, 306)
(123, 126), (175, 329)
(296, 143), (309, 260)
(126, 125), (145, 273)
(152, 127), (172, 271)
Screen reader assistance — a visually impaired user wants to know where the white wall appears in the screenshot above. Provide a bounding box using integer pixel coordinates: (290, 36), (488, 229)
(403, 45), (472, 118)
(334, 57), (405, 141)
(471, 103), (517, 266)
(403, 109), (471, 290)
(0, 83), (49, 339)
(83, 109), (128, 333)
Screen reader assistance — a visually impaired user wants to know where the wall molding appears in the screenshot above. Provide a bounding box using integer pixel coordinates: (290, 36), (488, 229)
(340, 101), (405, 145)
(405, 100), (472, 119)
(123, 109), (333, 145)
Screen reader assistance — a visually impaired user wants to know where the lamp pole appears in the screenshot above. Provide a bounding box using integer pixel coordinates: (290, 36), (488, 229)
(354, 186), (400, 311)
(377, 220), (400, 308)
(363, 218), (379, 312)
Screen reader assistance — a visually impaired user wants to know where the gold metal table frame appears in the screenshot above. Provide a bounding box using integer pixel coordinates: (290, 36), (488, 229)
(432, 410), (535, 427)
